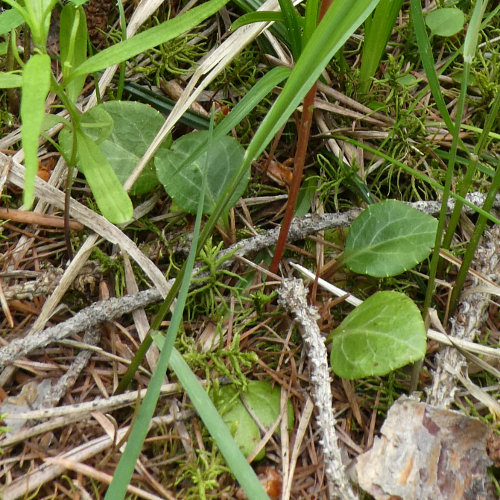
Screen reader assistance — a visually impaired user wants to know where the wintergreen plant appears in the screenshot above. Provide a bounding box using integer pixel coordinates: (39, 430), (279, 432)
(325, 200), (437, 379)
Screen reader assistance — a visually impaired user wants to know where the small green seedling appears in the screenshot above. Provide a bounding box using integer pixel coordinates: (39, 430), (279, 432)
(328, 200), (436, 379)
(59, 101), (167, 196)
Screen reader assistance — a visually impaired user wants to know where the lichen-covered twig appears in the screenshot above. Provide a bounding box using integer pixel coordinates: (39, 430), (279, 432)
(427, 223), (500, 408)
(278, 278), (358, 500)
(0, 289), (162, 368)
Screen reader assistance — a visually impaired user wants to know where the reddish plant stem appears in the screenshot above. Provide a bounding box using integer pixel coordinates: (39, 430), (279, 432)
(269, 86), (317, 274)
(269, 0), (331, 274)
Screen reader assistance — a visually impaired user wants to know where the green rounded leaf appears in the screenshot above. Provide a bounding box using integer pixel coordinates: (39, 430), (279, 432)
(425, 7), (465, 37)
(213, 381), (294, 461)
(330, 291), (427, 379)
(343, 200), (437, 277)
(73, 101), (166, 195)
(155, 130), (247, 214)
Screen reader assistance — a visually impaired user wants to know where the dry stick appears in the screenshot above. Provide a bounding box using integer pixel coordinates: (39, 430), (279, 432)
(278, 279), (358, 500)
(1, 194), (499, 368)
(1, 410), (193, 500)
(427, 223), (500, 408)
(0, 207), (83, 230)
(0, 288), (162, 368)
(1, 383), (181, 448)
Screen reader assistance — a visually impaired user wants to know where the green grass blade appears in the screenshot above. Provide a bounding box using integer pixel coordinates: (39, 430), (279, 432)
(167, 347), (270, 499)
(20, 53), (51, 209)
(232, 0), (289, 44)
(213, 66), (291, 137)
(358, 0), (403, 95)
(410, 0), (454, 133)
(123, 81), (211, 130)
(71, 0), (230, 77)
(303, 0), (319, 47)
(339, 136), (500, 225)
(441, 0), (489, 249)
(231, 11), (285, 31)
(105, 149), (207, 500)
(448, 157), (500, 313)
(277, 0), (303, 59)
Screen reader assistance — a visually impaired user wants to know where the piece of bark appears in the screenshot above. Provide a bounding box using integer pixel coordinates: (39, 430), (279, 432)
(354, 396), (494, 500)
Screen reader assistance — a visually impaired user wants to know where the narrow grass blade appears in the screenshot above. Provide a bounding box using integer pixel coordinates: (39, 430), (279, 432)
(278, 0), (303, 59)
(105, 149), (207, 500)
(410, 0), (454, 133)
(303, 0), (319, 47)
(71, 0), (230, 77)
(448, 157), (500, 313)
(340, 136), (500, 225)
(441, 0), (489, 248)
(21, 53), (51, 209)
(167, 347), (270, 499)
(358, 0), (403, 95)
(232, 11), (285, 31)
(232, 0), (289, 44)
(123, 81), (211, 130)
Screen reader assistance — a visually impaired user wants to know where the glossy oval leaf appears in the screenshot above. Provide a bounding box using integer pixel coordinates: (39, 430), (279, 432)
(425, 7), (465, 37)
(343, 200), (437, 277)
(21, 53), (51, 209)
(330, 291), (426, 379)
(155, 130), (247, 214)
(81, 101), (165, 195)
(213, 380), (294, 461)
(76, 130), (133, 224)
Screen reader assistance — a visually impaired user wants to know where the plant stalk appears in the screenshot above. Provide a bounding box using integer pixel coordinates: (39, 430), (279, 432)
(269, 0), (332, 274)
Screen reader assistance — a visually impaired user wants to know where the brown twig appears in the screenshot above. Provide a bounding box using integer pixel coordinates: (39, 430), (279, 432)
(0, 207), (84, 231)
